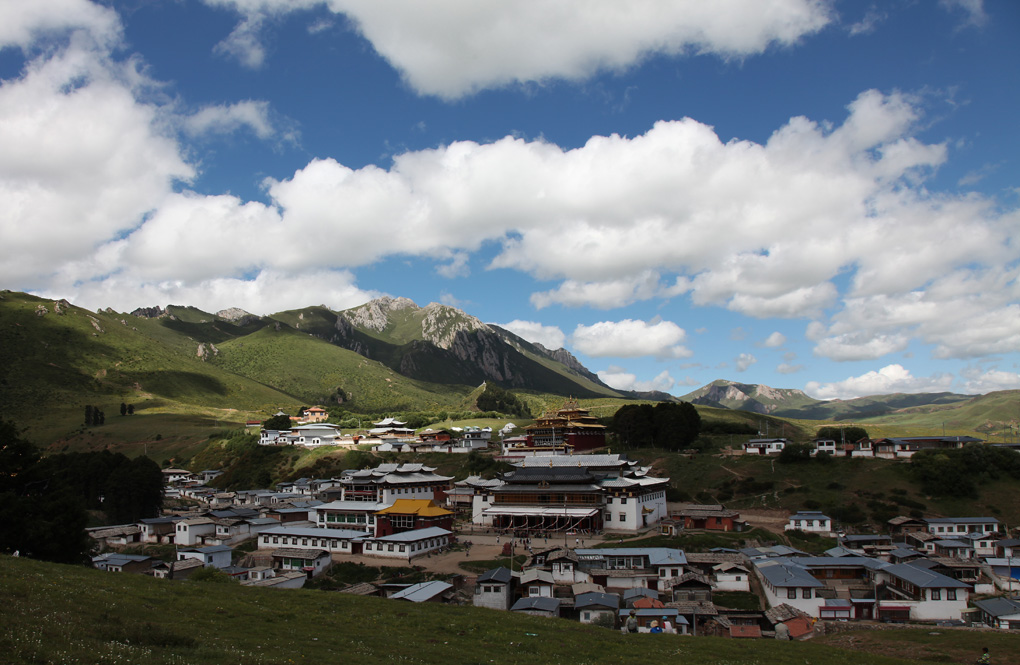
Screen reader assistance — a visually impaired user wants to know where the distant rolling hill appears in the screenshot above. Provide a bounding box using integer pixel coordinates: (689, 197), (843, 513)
(680, 379), (1017, 437)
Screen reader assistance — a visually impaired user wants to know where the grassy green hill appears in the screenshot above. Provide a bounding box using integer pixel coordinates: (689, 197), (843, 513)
(211, 324), (475, 412)
(2, 555), (998, 665)
(854, 390), (1020, 440)
(0, 292), (298, 446)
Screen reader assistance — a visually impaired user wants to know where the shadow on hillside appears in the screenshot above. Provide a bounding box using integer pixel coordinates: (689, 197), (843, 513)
(120, 370), (228, 398)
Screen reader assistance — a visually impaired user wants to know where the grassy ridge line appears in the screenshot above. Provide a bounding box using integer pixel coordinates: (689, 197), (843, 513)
(0, 555), (926, 665)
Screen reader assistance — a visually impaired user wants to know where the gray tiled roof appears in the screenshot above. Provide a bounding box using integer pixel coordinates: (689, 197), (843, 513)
(973, 597), (1020, 617)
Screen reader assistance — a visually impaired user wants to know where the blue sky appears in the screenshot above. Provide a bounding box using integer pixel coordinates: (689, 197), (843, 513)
(2, 0), (1019, 400)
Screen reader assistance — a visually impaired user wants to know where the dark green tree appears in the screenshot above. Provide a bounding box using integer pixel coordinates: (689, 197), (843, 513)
(127, 404), (134, 415)
(475, 384), (530, 417)
(610, 404), (655, 448)
(778, 442), (813, 464)
(816, 426), (869, 444)
(262, 414), (292, 430)
(103, 456), (163, 523)
(0, 421), (91, 564)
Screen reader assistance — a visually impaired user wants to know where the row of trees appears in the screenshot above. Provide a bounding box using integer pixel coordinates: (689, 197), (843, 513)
(84, 405), (105, 426)
(815, 426), (869, 444)
(610, 401), (701, 450)
(0, 420), (163, 564)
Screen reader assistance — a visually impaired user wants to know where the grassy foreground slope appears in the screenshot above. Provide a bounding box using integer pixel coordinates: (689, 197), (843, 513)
(0, 555), (939, 665)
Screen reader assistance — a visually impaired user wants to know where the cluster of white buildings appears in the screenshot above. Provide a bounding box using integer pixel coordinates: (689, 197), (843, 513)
(744, 435), (985, 459)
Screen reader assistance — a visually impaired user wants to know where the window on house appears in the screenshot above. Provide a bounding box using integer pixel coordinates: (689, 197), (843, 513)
(787, 589), (797, 599)
(735, 576), (742, 581)
(931, 590), (941, 600)
(802, 589), (812, 599)
(947, 590), (957, 601)
(619, 513), (626, 522)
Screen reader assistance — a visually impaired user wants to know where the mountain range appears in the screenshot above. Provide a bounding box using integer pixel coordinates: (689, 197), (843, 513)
(1, 290), (1015, 438)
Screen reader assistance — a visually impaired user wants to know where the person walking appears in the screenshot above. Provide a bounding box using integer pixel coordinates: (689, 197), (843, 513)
(625, 610), (638, 633)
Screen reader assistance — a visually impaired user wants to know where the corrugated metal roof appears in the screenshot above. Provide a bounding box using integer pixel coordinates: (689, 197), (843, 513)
(391, 580), (453, 602)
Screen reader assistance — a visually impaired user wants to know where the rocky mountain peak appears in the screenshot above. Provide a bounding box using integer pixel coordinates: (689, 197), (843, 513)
(347, 296), (419, 332)
(421, 302), (488, 349)
(130, 305), (166, 319)
(216, 307), (255, 322)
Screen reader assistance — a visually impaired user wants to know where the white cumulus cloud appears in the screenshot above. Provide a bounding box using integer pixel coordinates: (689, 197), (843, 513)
(571, 319), (691, 359)
(805, 363), (954, 400)
(494, 320), (567, 350)
(735, 353), (758, 372)
(597, 367), (676, 393)
(204, 0), (832, 98)
(762, 331), (787, 347)
(959, 367), (1020, 394)
(184, 100), (276, 139)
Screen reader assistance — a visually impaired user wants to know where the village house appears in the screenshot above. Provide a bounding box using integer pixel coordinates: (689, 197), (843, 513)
(162, 468), (194, 485)
(672, 504), (745, 532)
(872, 436), (983, 459)
(177, 545), (233, 569)
(667, 571), (713, 602)
(511, 596), (561, 617)
(574, 547), (686, 593)
(888, 516), (928, 536)
(298, 406), (329, 423)
(359, 526), (452, 559)
(390, 580), (455, 603)
(575, 591), (620, 625)
(92, 552), (154, 574)
(139, 516), (184, 544)
(258, 525), (367, 555)
(152, 558), (205, 580)
(753, 558), (826, 617)
(973, 597), (1020, 630)
(270, 548), (332, 577)
(875, 562), (970, 622)
(175, 517), (218, 546)
(314, 500), (387, 532)
(811, 439), (837, 455)
(785, 511), (834, 535)
(742, 438), (788, 455)
(629, 607), (683, 633)
(241, 568), (307, 589)
(712, 562), (751, 592)
(86, 524), (142, 549)
(519, 569), (556, 597)
(925, 516), (1000, 537)
(474, 567), (515, 610)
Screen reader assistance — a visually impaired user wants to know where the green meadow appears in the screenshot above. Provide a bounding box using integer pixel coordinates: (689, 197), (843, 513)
(4, 555), (1004, 665)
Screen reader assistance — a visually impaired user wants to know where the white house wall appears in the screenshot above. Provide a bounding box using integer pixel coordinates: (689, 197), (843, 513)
(714, 573), (750, 592)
